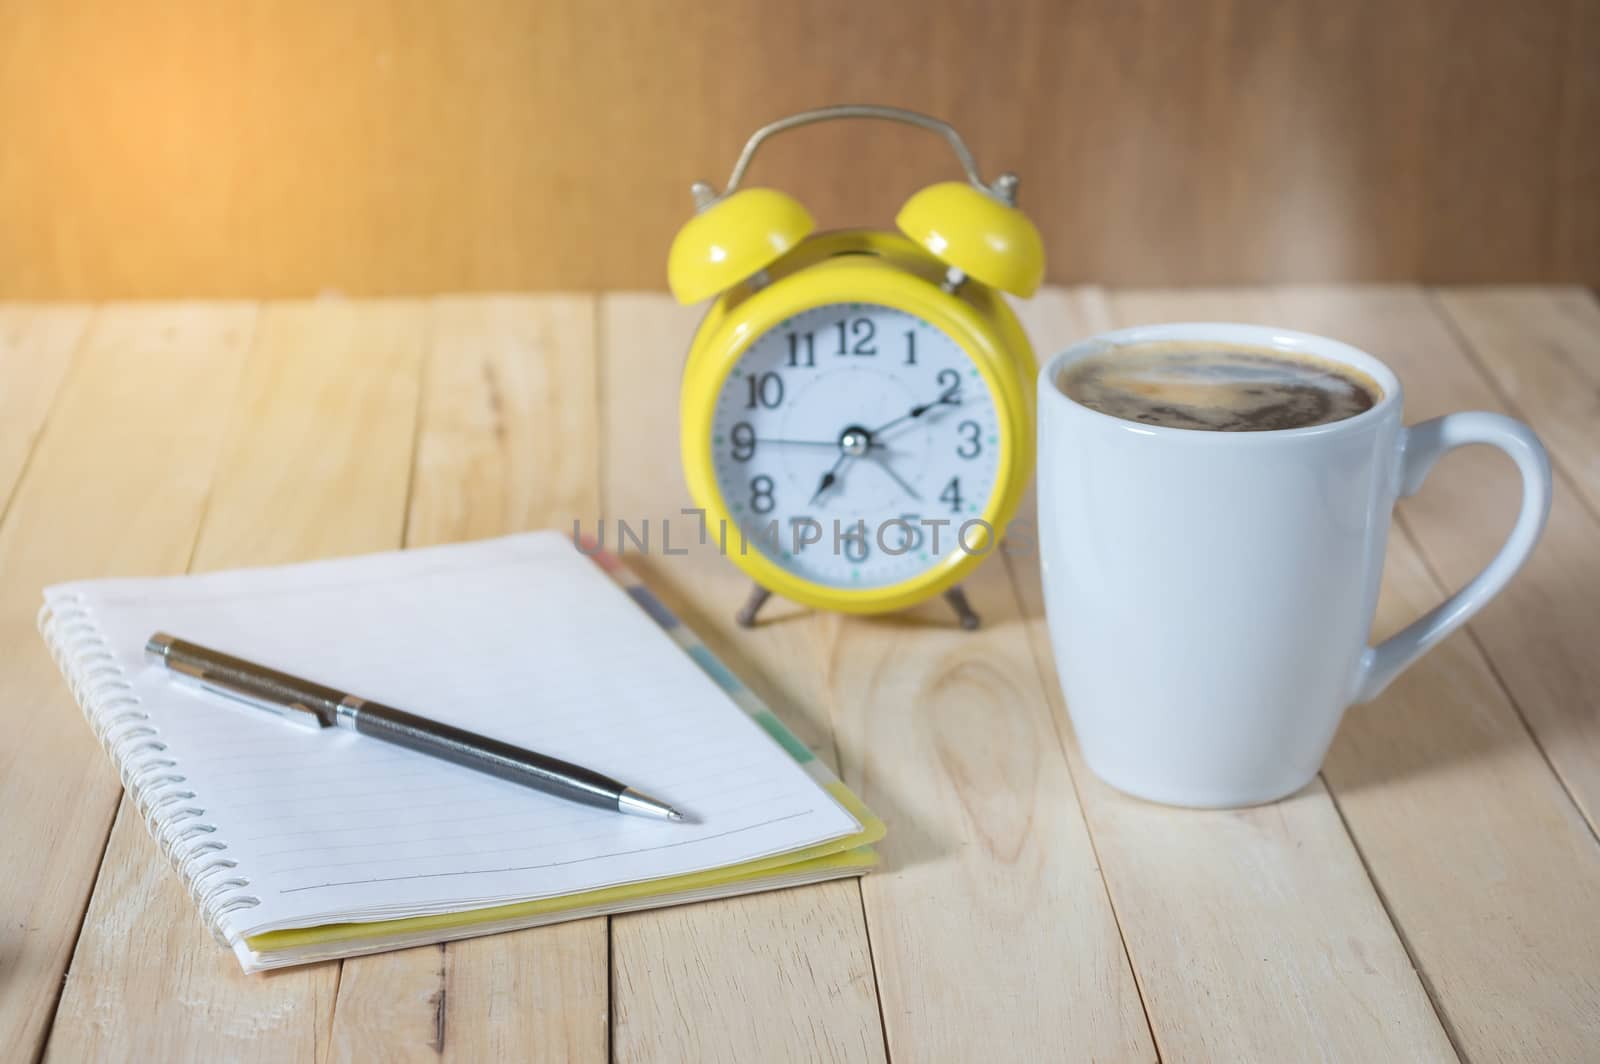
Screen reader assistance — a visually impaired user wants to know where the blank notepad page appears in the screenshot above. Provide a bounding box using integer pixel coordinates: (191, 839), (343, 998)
(45, 532), (859, 941)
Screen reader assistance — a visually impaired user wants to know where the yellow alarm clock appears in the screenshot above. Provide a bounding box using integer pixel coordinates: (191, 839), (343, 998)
(668, 105), (1043, 630)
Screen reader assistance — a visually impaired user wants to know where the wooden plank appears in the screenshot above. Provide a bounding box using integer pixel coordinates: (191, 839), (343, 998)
(1433, 287), (1600, 517)
(326, 294), (610, 1062)
(45, 300), (425, 1063)
(831, 539), (1155, 1061)
(1008, 288), (1456, 1061)
(4, 4), (1598, 297)
(613, 881), (881, 1063)
(326, 898), (609, 1064)
(1277, 286), (1600, 833)
(0, 304), (255, 1061)
(0, 304), (89, 511)
(600, 294), (892, 1064)
(404, 295), (602, 546)
(1550, 0), (1600, 280)
(1266, 285), (1600, 1057)
(1328, 500), (1600, 1056)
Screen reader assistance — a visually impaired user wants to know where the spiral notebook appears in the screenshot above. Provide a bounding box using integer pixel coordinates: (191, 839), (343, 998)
(39, 532), (882, 972)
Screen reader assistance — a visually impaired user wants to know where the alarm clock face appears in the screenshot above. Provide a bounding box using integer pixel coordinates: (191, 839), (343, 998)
(709, 302), (1003, 589)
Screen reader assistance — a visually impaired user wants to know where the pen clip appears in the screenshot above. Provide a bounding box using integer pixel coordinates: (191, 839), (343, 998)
(180, 673), (331, 732)
(147, 632), (336, 731)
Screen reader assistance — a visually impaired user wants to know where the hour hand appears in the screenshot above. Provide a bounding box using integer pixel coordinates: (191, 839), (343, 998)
(810, 453), (851, 505)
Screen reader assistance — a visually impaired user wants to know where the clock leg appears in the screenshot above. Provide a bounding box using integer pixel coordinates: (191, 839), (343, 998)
(944, 585), (980, 631)
(735, 583), (773, 628)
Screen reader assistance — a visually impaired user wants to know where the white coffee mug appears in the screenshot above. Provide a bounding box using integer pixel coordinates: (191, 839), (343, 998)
(1037, 323), (1552, 808)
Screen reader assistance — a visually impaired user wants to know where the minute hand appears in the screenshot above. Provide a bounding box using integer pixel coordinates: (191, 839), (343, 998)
(868, 384), (961, 436)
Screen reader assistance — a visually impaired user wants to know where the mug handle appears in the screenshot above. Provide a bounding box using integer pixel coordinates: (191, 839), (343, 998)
(1353, 411), (1553, 703)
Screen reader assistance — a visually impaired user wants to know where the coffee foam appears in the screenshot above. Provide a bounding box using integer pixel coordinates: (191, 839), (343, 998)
(1056, 340), (1383, 432)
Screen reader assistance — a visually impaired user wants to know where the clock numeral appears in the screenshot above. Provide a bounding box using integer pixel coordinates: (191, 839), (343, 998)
(834, 317), (877, 356)
(730, 421), (756, 462)
(841, 524), (870, 563)
(903, 330), (917, 365)
(936, 367), (963, 402)
(745, 372), (784, 409)
(886, 513), (924, 553)
(956, 420), (982, 460)
(785, 332), (815, 368)
(939, 476), (964, 514)
(750, 474), (776, 515)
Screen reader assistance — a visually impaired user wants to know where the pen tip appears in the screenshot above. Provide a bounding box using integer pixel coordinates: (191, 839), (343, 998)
(619, 787), (690, 822)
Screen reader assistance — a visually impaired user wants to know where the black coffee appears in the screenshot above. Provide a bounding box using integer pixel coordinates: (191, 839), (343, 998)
(1058, 340), (1380, 432)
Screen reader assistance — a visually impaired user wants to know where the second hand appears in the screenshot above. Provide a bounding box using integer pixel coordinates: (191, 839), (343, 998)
(870, 453), (922, 500)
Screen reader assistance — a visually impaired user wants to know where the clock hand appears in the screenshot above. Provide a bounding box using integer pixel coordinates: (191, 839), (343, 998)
(870, 453), (922, 501)
(757, 437), (882, 449)
(810, 452), (853, 505)
(867, 382), (962, 437)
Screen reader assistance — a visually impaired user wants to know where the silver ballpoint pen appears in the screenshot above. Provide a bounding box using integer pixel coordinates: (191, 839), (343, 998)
(145, 633), (686, 822)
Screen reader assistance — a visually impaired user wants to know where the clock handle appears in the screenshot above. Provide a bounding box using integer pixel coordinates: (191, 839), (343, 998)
(715, 105), (1015, 205)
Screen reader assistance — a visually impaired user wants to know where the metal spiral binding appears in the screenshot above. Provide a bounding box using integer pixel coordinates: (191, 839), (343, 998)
(38, 596), (260, 945)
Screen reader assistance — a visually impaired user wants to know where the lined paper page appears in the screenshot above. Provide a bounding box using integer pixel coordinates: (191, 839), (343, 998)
(49, 533), (858, 939)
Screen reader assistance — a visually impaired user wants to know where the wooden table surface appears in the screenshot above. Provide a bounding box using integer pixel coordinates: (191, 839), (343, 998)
(4, 286), (1598, 1062)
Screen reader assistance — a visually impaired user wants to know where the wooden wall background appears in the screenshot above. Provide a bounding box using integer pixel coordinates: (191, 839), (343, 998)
(0, 0), (1594, 299)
